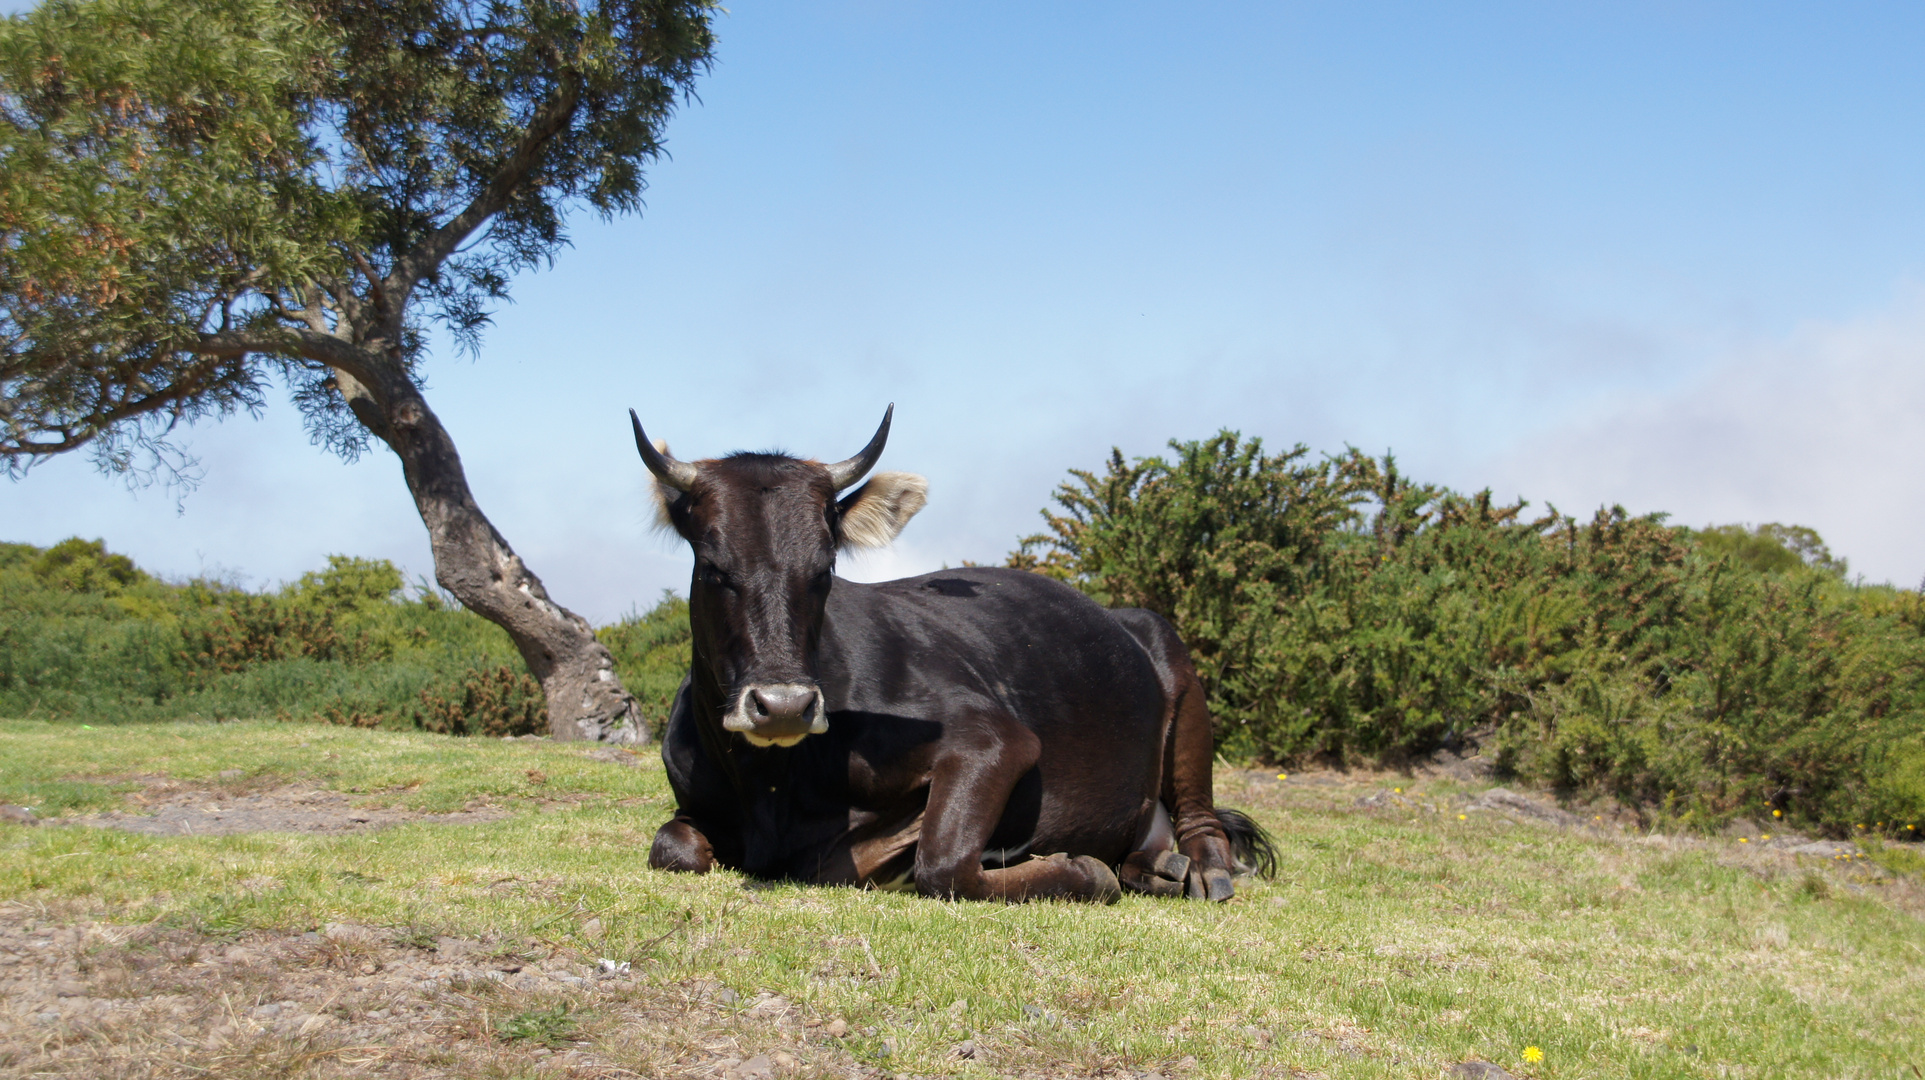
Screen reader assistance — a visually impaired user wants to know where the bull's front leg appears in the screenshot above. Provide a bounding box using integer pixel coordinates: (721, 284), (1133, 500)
(649, 813), (718, 873)
(913, 718), (1121, 904)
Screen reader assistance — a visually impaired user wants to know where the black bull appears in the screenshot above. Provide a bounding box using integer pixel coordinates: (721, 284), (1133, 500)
(631, 406), (1271, 902)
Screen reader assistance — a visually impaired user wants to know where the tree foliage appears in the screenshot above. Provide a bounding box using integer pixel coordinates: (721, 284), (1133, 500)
(1014, 432), (1925, 835)
(1, 0), (715, 472)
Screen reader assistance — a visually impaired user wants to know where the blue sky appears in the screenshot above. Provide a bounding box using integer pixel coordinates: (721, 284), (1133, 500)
(8, 2), (1925, 619)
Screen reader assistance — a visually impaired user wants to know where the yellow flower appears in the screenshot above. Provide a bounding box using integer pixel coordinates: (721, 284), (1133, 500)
(1394, 787), (1403, 794)
(1458, 814), (1467, 821)
(1522, 1045), (1544, 1063)
(1772, 809), (1782, 818)
(1276, 773), (1287, 780)
(1761, 834), (1770, 840)
(1739, 837), (1749, 843)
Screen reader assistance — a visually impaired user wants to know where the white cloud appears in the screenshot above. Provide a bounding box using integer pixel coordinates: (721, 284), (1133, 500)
(1482, 283), (1925, 587)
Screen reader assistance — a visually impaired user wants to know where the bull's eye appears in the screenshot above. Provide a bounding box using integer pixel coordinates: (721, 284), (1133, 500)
(700, 563), (732, 589)
(811, 569), (832, 591)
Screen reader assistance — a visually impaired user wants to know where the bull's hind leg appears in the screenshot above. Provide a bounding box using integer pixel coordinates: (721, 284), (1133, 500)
(913, 717), (1121, 904)
(1111, 608), (1240, 901)
(1165, 661), (1238, 900)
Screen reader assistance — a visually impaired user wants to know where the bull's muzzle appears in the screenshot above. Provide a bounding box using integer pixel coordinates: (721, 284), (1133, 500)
(724, 682), (829, 747)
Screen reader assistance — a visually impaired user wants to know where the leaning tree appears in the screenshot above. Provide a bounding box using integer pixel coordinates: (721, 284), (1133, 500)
(0, 0), (717, 740)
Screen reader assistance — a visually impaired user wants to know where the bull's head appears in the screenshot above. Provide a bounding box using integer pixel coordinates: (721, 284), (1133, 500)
(629, 406), (927, 748)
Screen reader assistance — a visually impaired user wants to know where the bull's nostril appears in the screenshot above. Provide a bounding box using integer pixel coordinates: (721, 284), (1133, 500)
(750, 690), (772, 718)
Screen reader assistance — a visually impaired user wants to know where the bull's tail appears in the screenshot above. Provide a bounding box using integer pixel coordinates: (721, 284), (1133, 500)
(1215, 806), (1277, 878)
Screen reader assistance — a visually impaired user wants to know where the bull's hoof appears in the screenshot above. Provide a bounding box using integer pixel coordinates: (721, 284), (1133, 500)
(1149, 849), (1191, 880)
(1119, 849), (1190, 897)
(1201, 862), (1232, 897)
(1072, 855), (1122, 904)
(1119, 862), (1183, 897)
(1185, 866), (1236, 902)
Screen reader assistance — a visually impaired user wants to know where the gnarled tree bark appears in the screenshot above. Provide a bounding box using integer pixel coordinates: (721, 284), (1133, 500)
(337, 362), (641, 742)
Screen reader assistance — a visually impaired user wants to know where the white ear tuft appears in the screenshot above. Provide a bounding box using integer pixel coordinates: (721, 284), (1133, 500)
(648, 439), (677, 529)
(839, 472), (928, 549)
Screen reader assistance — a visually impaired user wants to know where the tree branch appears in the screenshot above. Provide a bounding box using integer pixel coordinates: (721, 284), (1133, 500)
(387, 66), (583, 299)
(193, 328), (388, 388)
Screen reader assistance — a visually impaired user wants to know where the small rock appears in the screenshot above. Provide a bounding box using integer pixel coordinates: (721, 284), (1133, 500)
(218, 769), (244, 779)
(748, 993), (791, 1016)
(580, 917), (604, 939)
(716, 987), (740, 1005)
(357, 961), (378, 976)
(950, 1040), (977, 1059)
(1134, 1073), (1168, 1080)
(729, 1054), (775, 1079)
(1446, 1063), (1517, 1080)
(1465, 788), (1580, 827)
(825, 1018), (849, 1038)
(53, 981), (87, 997)
(770, 1050), (800, 1071)
(251, 1003), (282, 1018)
(35, 1010), (60, 1025)
(0, 805), (38, 826)
(1790, 840), (1859, 858)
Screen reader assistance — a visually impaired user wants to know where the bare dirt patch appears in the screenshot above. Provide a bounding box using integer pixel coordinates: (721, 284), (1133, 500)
(56, 778), (507, 837)
(0, 905), (892, 1079)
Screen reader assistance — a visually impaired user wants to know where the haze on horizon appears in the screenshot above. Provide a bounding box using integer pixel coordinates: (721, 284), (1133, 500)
(7, 1), (1925, 620)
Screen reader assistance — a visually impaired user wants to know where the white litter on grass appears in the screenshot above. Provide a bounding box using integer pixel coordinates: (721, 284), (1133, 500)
(596, 958), (631, 976)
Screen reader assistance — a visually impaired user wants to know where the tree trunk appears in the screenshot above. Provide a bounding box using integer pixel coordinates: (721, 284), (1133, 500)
(338, 367), (643, 743)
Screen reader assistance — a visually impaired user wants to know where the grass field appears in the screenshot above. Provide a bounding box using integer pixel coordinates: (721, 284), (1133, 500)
(2, 719), (1922, 1079)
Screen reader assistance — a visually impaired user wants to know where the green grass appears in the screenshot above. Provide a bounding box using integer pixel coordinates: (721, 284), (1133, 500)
(3, 718), (1921, 1078)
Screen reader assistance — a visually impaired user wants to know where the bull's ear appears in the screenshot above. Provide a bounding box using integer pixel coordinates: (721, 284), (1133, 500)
(836, 472), (928, 549)
(648, 439), (683, 531)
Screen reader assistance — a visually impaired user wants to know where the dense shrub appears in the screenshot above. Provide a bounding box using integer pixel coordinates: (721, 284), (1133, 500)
(597, 593), (692, 740)
(1013, 432), (1925, 837)
(411, 665), (548, 737)
(0, 539), (689, 735)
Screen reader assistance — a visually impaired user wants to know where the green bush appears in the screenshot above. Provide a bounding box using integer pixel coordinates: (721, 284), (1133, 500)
(597, 592), (692, 740)
(411, 665), (547, 737)
(1013, 432), (1925, 837)
(0, 538), (691, 736)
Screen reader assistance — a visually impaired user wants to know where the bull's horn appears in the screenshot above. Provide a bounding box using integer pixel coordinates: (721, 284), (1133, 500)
(629, 409), (698, 491)
(824, 404), (894, 491)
